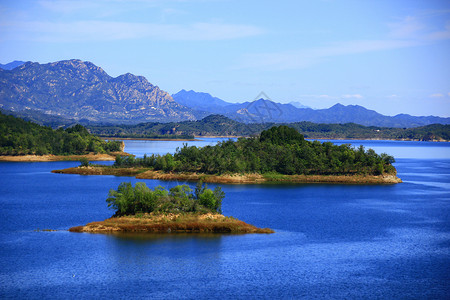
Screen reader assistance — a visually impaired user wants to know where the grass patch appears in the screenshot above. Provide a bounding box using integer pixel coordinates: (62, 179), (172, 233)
(69, 212), (274, 234)
(263, 172), (289, 181)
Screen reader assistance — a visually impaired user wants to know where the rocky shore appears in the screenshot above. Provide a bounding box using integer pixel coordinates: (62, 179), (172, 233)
(52, 166), (402, 184)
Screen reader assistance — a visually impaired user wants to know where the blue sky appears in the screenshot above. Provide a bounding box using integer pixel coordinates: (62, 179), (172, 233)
(1, 0), (449, 117)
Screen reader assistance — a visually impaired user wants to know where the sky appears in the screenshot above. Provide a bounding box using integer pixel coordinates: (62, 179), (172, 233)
(0, 0), (449, 117)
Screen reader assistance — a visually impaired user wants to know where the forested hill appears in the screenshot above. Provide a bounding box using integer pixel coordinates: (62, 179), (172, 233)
(88, 114), (265, 138)
(0, 112), (122, 155)
(88, 114), (450, 141)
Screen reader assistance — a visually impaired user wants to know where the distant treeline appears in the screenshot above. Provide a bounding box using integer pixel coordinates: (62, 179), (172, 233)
(87, 114), (450, 141)
(0, 112), (122, 155)
(114, 126), (396, 176)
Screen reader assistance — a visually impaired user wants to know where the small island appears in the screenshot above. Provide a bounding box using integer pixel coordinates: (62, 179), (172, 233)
(69, 182), (273, 234)
(54, 126), (402, 184)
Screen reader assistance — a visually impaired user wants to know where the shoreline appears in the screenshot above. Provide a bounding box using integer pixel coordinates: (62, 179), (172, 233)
(0, 152), (128, 162)
(69, 213), (274, 234)
(305, 137), (449, 142)
(102, 137), (199, 141)
(52, 166), (402, 184)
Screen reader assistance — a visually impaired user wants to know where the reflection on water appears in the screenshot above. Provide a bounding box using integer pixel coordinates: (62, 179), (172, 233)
(107, 232), (224, 242)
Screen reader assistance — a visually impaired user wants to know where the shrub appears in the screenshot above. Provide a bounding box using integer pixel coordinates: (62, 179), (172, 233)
(106, 182), (224, 216)
(79, 157), (90, 167)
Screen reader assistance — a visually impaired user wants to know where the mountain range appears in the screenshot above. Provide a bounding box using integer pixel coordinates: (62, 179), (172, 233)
(172, 90), (450, 127)
(1, 59), (449, 128)
(0, 59), (195, 123)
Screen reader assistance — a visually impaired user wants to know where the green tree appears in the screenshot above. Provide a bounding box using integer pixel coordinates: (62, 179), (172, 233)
(79, 157), (90, 167)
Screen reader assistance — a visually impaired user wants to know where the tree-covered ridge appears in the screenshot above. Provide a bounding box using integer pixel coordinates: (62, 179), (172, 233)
(114, 125), (396, 176)
(88, 114), (259, 138)
(87, 114), (450, 141)
(0, 112), (122, 155)
(106, 182), (224, 216)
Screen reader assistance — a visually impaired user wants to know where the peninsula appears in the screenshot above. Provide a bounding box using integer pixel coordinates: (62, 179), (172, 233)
(69, 182), (273, 234)
(0, 112), (126, 161)
(54, 126), (402, 184)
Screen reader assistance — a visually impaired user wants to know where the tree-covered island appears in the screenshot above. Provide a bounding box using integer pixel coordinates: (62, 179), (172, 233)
(54, 126), (401, 184)
(0, 112), (125, 161)
(69, 181), (273, 234)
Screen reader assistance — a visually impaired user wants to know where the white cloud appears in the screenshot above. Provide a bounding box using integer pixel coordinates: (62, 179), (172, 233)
(237, 11), (450, 71)
(387, 94), (400, 98)
(388, 16), (425, 39)
(427, 21), (450, 41)
(0, 20), (264, 42)
(299, 94), (337, 99)
(429, 93), (444, 98)
(38, 0), (98, 13)
(341, 94), (363, 99)
(388, 13), (450, 41)
(236, 39), (418, 70)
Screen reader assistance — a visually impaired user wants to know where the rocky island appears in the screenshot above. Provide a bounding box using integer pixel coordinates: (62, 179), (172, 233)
(69, 182), (273, 234)
(69, 212), (273, 234)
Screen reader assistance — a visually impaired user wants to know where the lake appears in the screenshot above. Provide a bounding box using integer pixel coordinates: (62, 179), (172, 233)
(1, 139), (449, 299)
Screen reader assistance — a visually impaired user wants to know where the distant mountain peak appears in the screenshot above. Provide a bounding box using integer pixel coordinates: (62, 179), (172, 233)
(0, 60), (26, 70)
(288, 101), (309, 109)
(172, 89), (232, 111)
(330, 103), (345, 108)
(253, 91), (271, 101)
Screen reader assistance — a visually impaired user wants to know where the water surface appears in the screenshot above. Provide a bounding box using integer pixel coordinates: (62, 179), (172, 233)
(0, 139), (449, 299)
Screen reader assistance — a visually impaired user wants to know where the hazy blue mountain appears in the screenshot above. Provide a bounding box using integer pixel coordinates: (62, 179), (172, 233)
(0, 61), (26, 70)
(172, 89), (231, 112)
(172, 90), (450, 127)
(288, 101), (309, 109)
(0, 59), (196, 123)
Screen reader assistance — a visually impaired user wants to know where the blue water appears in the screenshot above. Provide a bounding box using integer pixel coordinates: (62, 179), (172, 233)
(1, 139), (449, 299)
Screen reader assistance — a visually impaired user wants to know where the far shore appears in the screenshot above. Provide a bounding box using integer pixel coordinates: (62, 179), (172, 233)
(103, 136), (448, 142)
(0, 152), (127, 162)
(52, 166), (402, 184)
(102, 137), (199, 141)
(304, 137), (449, 142)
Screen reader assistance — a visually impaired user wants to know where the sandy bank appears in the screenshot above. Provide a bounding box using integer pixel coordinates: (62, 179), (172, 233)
(136, 170), (402, 184)
(52, 166), (401, 184)
(0, 152), (128, 162)
(69, 213), (274, 234)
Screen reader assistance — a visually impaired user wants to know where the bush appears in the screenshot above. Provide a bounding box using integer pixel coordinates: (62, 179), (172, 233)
(79, 157), (90, 167)
(106, 182), (224, 216)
